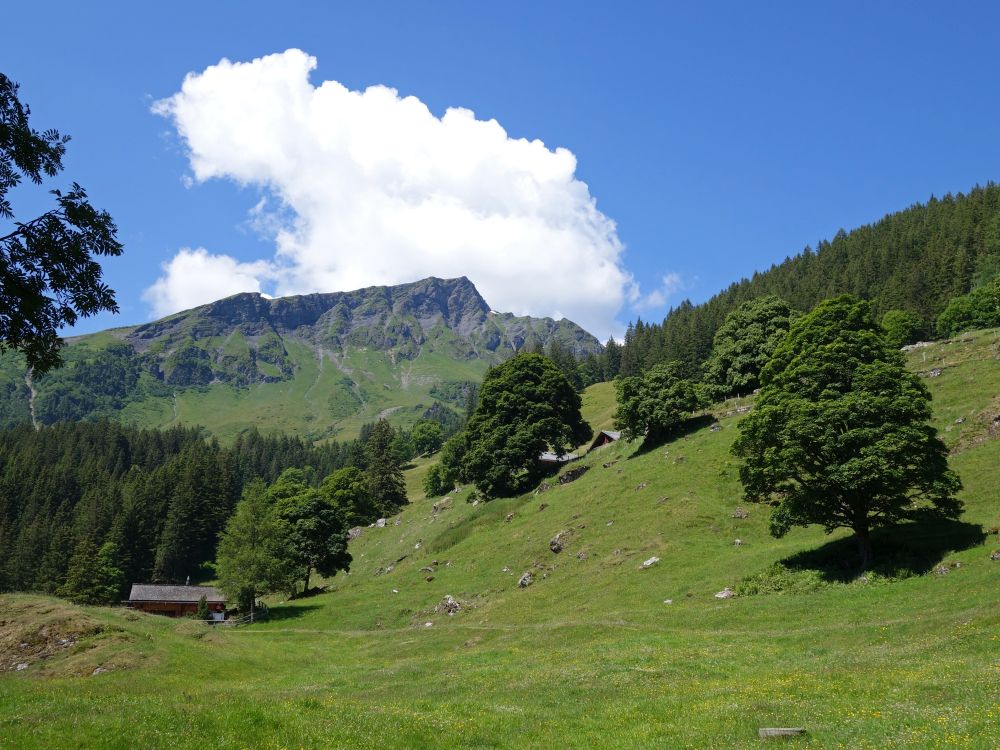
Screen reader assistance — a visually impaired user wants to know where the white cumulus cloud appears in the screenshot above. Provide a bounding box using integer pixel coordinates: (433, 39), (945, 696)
(150, 49), (641, 338)
(635, 272), (685, 310)
(142, 248), (276, 318)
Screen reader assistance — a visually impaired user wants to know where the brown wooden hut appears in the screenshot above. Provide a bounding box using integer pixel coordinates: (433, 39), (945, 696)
(127, 584), (225, 618)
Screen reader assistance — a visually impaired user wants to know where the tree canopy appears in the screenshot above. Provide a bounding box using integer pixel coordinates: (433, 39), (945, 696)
(215, 480), (296, 612)
(463, 354), (591, 497)
(269, 469), (351, 591)
(0, 73), (122, 373)
(613, 361), (700, 442)
(702, 294), (798, 397)
(731, 295), (962, 567)
(880, 309), (925, 348)
(935, 276), (1000, 337)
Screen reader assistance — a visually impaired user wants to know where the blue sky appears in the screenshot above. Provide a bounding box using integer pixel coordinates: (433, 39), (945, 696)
(4, 1), (1000, 340)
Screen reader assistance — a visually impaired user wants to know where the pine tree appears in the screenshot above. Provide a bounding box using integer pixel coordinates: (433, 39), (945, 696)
(365, 420), (407, 515)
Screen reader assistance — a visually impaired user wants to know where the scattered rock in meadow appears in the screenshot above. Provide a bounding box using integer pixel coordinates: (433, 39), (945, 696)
(655, 496), (669, 507)
(641, 556), (660, 569)
(420, 566), (435, 573)
(394, 518), (401, 526)
(559, 466), (590, 485)
(636, 482), (648, 491)
(424, 622), (433, 628)
(392, 589), (399, 594)
(348, 526), (364, 540)
(535, 482), (551, 495)
(538, 503), (548, 512)
(927, 368), (942, 378)
(518, 571), (534, 588)
(732, 507), (749, 519)
(710, 423), (722, 432)
(577, 551), (589, 560)
(414, 540), (422, 550)
(733, 539), (743, 547)
(933, 564), (951, 576)
(663, 599), (673, 605)
(602, 460), (618, 468)
(436, 595), (461, 615)
(15, 662), (28, 671)
(550, 532), (569, 553)
(425, 576), (435, 582)
(955, 417), (966, 424)
(375, 518), (387, 528)
(606, 520), (614, 526)
(715, 587), (736, 599)
(989, 550), (1000, 561)
(505, 513), (515, 523)
(373, 567), (386, 577)
(91, 666), (107, 676)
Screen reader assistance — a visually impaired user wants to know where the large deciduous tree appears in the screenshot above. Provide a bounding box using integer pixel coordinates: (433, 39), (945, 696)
(732, 295), (962, 568)
(0, 74), (122, 373)
(613, 361), (700, 442)
(215, 480), (296, 613)
(464, 354), (591, 497)
(702, 294), (798, 397)
(268, 469), (351, 592)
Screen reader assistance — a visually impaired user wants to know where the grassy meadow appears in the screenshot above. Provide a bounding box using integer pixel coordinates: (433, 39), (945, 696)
(1, 330), (998, 748)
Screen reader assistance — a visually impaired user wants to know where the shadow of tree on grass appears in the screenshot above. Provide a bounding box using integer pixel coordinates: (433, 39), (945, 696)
(265, 603), (324, 622)
(782, 519), (987, 582)
(627, 414), (718, 459)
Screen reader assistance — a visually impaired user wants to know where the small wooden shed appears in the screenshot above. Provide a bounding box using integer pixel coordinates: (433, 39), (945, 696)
(587, 430), (621, 452)
(127, 584), (226, 618)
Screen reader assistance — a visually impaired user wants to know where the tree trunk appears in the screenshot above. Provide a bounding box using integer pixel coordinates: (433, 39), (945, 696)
(303, 565), (311, 593)
(855, 529), (873, 570)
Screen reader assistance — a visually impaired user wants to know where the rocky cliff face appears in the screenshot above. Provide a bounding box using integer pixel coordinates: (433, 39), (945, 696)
(0, 277), (603, 439)
(125, 277), (601, 383)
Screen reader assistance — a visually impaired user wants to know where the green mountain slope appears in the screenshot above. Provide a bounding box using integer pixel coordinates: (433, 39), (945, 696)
(2, 328), (997, 749)
(0, 277), (602, 441)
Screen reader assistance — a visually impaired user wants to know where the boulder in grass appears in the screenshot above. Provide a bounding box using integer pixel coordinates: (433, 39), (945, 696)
(436, 595), (461, 615)
(518, 571), (534, 588)
(550, 532), (569, 554)
(715, 587), (735, 599)
(641, 556), (660, 569)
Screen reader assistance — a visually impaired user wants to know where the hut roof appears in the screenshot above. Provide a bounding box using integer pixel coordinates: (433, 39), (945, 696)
(539, 451), (578, 463)
(587, 430), (621, 451)
(128, 584), (225, 604)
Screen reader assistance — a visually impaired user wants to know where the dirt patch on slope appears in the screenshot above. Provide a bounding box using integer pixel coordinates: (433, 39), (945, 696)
(0, 597), (138, 677)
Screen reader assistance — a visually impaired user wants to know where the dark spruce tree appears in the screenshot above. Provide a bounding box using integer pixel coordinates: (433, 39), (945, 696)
(731, 295), (962, 568)
(365, 420), (407, 516)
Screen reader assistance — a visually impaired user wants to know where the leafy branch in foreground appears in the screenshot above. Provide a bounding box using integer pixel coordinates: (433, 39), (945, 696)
(1, 73), (122, 373)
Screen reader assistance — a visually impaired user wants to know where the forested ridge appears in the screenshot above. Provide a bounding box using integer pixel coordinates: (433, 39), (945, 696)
(604, 183), (1000, 379)
(0, 422), (369, 597)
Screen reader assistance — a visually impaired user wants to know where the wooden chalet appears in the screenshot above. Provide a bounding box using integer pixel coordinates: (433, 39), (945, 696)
(587, 430), (621, 452)
(127, 584), (226, 618)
